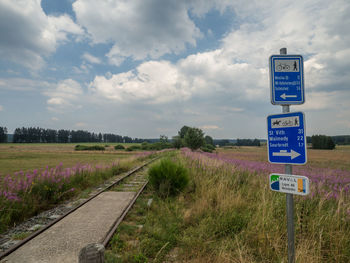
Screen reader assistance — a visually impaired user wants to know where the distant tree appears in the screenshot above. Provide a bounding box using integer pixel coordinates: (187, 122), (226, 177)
(332, 135), (350, 145)
(58, 129), (70, 143)
(13, 128), (21, 143)
(184, 127), (205, 151)
(172, 136), (183, 149)
(311, 135), (335, 150)
(216, 139), (230, 147)
(178, 126), (190, 139)
(204, 135), (214, 146)
(160, 135), (168, 144)
(123, 136), (133, 143)
(236, 138), (260, 146)
(0, 127), (7, 143)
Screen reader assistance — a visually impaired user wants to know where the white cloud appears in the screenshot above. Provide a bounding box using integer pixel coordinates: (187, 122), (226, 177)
(0, 78), (53, 91)
(82, 53), (102, 64)
(44, 79), (83, 112)
(73, 0), (201, 64)
(89, 48), (268, 106)
(89, 60), (191, 104)
(75, 122), (87, 128)
(86, 0), (350, 138)
(200, 125), (220, 130)
(0, 0), (83, 70)
(47, 14), (84, 42)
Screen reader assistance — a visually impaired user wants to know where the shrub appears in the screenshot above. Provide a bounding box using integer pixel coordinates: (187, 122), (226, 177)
(126, 145), (141, 151)
(201, 146), (212, 153)
(311, 135), (335, 149)
(201, 144), (216, 152)
(141, 142), (149, 150)
(75, 145), (105, 151)
(114, 144), (125, 150)
(148, 159), (189, 198)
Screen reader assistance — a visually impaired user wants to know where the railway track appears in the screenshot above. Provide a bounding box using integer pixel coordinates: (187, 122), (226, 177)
(0, 157), (159, 262)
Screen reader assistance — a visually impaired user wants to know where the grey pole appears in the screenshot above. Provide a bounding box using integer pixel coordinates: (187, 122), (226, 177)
(280, 47), (295, 263)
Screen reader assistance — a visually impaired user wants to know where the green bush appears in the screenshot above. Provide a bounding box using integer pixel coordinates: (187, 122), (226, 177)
(126, 145), (141, 151)
(148, 159), (189, 198)
(75, 145), (105, 151)
(201, 144), (215, 152)
(114, 144), (125, 150)
(141, 142), (149, 150)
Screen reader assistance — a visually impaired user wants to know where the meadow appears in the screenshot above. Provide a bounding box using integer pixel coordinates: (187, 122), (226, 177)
(1, 143), (350, 261)
(0, 143), (140, 175)
(106, 146), (350, 262)
(0, 143), (155, 233)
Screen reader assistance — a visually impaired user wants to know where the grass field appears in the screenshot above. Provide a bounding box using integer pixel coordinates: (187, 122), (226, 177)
(0, 142), (157, 233)
(0, 143), (141, 175)
(1, 143), (350, 261)
(218, 145), (350, 170)
(106, 146), (350, 262)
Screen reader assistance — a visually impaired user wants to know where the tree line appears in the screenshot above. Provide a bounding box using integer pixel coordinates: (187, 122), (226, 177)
(0, 127), (7, 143)
(213, 138), (261, 147)
(0, 126), (146, 143)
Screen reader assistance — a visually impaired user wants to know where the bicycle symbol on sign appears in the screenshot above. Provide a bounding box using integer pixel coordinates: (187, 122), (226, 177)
(276, 63), (290, 71)
(276, 61), (298, 72)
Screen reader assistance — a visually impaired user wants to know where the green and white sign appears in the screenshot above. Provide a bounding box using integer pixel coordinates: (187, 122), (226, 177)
(269, 173), (309, 196)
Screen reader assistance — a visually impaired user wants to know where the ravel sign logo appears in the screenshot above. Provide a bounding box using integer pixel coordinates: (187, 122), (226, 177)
(269, 173), (309, 196)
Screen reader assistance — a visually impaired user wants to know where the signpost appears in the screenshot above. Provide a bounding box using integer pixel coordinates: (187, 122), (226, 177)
(270, 55), (304, 105)
(267, 48), (309, 263)
(269, 173), (309, 196)
(267, 112), (307, 165)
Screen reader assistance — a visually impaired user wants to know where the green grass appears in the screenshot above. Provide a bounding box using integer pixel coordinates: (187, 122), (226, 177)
(105, 190), (184, 263)
(106, 151), (350, 262)
(0, 143), (139, 175)
(0, 156), (144, 233)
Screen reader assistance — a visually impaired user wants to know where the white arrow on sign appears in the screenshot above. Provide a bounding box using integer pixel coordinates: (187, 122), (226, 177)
(280, 93), (297, 100)
(272, 150), (301, 160)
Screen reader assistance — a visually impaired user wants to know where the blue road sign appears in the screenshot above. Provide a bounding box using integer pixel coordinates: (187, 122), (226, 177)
(269, 55), (304, 105)
(267, 112), (307, 165)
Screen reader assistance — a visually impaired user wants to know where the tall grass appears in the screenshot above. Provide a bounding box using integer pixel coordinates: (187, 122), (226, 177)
(178, 149), (350, 262)
(0, 153), (156, 233)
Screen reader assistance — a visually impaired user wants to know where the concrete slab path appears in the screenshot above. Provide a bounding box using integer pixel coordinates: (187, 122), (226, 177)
(1, 191), (135, 263)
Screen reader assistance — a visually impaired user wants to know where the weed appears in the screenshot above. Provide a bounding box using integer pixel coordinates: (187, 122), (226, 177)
(148, 158), (189, 198)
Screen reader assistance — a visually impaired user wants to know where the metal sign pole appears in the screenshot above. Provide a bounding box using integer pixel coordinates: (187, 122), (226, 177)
(280, 47), (295, 263)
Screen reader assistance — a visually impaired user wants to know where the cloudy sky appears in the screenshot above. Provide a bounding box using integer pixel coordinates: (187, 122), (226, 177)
(0, 0), (349, 139)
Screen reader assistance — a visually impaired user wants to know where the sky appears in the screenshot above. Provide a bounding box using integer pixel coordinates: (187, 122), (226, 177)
(0, 0), (349, 139)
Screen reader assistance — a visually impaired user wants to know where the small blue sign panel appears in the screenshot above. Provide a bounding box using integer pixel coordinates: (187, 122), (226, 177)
(267, 112), (307, 165)
(269, 55), (305, 105)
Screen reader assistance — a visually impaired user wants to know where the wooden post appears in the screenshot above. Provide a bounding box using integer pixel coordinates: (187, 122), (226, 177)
(79, 243), (105, 263)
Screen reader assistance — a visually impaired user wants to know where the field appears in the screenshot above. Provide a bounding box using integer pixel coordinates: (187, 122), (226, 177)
(0, 143), (140, 175)
(0, 143), (154, 233)
(1, 143), (350, 261)
(106, 146), (350, 262)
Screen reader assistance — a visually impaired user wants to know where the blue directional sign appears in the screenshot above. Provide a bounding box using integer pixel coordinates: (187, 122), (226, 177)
(269, 55), (305, 105)
(267, 112), (307, 165)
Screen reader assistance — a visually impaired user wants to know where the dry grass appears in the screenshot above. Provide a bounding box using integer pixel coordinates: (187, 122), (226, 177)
(217, 145), (350, 170)
(177, 151), (350, 262)
(0, 143), (137, 175)
(106, 148), (350, 262)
